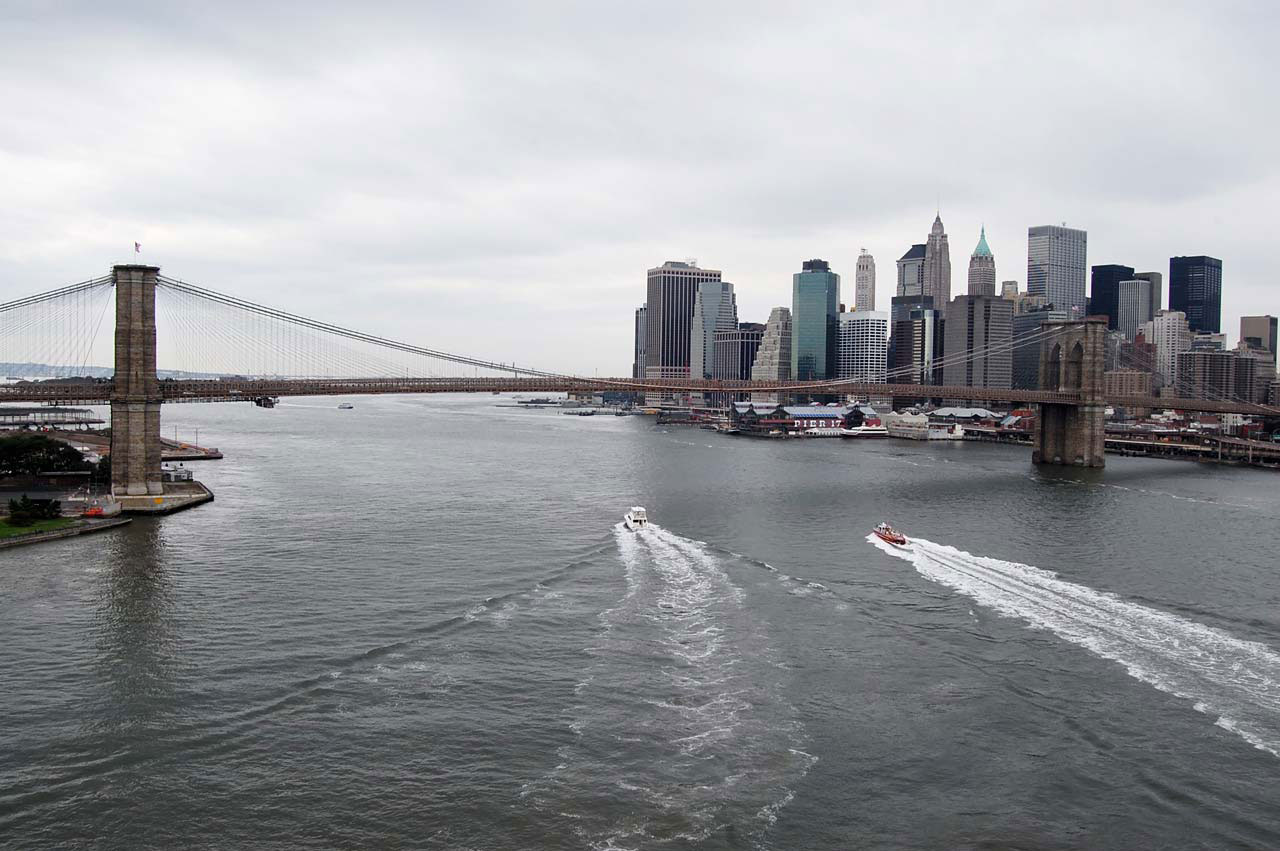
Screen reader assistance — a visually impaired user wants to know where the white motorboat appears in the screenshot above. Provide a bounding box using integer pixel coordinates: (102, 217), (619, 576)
(840, 424), (889, 439)
(623, 506), (649, 531)
(338, 402), (354, 410)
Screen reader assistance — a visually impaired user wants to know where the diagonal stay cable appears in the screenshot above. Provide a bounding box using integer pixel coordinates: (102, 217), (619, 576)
(0, 276), (112, 314)
(156, 275), (575, 380)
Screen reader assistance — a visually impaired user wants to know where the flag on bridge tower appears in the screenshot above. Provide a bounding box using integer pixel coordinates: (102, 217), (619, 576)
(134, 242), (141, 254)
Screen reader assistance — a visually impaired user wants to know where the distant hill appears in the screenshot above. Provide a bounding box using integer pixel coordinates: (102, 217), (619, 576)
(0, 363), (229, 380)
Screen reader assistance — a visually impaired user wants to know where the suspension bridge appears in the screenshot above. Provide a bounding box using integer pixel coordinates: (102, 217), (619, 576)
(1, 265), (1274, 506)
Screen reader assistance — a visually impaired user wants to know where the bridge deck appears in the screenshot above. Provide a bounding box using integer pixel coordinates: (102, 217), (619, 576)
(0, 377), (1272, 416)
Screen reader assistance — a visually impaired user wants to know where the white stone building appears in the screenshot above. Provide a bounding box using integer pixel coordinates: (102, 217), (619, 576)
(1139, 309), (1192, 388)
(749, 307), (792, 404)
(836, 310), (888, 384)
(854, 249), (876, 311)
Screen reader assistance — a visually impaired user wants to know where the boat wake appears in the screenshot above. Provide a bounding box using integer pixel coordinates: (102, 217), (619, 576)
(524, 524), (813, 849)
(870, 534), (1280, 758)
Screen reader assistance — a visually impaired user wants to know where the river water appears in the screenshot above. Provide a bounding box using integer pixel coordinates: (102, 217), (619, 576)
(3, 394), (1280, 849)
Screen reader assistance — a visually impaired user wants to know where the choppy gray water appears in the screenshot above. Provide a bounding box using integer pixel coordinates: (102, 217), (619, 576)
(3, 394), (1280, 849)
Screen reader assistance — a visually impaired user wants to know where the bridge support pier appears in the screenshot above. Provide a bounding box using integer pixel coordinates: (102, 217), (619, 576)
(1034, 402), (1105, 467)
(1032, 318), (1107, 468)
(110, 264), (164, 496)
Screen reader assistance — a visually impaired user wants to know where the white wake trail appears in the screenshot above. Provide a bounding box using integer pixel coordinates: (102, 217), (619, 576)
(528, 523), (812, 849)
(871, 535), (1280, 758)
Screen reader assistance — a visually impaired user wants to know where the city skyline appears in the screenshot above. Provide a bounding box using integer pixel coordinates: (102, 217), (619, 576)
(1, 4), (1276, 375)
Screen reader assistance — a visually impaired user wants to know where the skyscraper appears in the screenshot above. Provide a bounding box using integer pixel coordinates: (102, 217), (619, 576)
(967, 226), (996, 296)
(644, 260), (722, 384)
(689, 280), (738, 379)
(943, 295), (1013, 394)
(1027, 225), (1087, 318)
(836, 310), (888, 383)
(712, 321), (766, 404)
(1089, 264), (1135, 329)
(750, 307), (792, 403)
(855, 250), (876, 311)
(791, 259), (840, 381)
(1116, 278), (1152, 341)
(1134, 271), (1163, 316)
(1169, 255), (1223, 334)
(1001, 280), (1019, 299)
(632, 306), (647, 379)
(1139, 309), (1192, 388)
(896, 245), (926, 297)
(889, 295), (940, 387)
(923, 214), (952, 313)
(1240, 315), (1278, 365)
(713, 322), (766, 381)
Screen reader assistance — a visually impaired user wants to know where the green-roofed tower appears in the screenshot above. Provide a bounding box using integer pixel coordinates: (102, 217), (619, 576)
(967, 226), (997, 296)
(973, 225), (993, 258)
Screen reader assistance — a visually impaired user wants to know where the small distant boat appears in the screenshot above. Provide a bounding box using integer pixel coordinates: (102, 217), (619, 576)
(873, 522), (908, 547)
(338, 402), (354, 410)
(623, 506), (649, 531)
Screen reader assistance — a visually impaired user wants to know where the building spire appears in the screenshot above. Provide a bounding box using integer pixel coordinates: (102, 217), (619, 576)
(972, 225), (992, 257)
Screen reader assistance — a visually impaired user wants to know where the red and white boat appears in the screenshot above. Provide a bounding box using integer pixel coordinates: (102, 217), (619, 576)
(873, 522), (908, 547)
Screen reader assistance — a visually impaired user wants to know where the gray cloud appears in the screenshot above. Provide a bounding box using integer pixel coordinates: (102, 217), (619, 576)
(2, 1), (1277, 373)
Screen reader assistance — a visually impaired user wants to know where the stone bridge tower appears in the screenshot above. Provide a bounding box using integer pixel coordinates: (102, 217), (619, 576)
(1033, 318), (1107, 468)
(110, 264), (164, 496)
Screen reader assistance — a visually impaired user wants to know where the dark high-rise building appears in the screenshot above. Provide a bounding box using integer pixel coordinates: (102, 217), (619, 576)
(889, 295), (940, 387)
(1011, 304), (1070, 389)
(643, 261), (722, 383)
(791, 259), (840, 381)
(1134, 271), (1163, 315)
(942, 295), (1012, 392)
(709, 321), (766, 406)
(1089, 264), (1135, 329)
(712, 322), (766, 382)
(1169, 255), (1222, 334)
(632, 306), (647, 379)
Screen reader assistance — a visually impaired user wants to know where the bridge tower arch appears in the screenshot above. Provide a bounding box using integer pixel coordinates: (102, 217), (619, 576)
(1033, 318), (1106, 468)
(110, 264), (164, 496)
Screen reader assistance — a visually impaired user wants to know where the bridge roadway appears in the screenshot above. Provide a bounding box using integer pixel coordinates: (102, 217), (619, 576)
(0, 377), (1273, 416)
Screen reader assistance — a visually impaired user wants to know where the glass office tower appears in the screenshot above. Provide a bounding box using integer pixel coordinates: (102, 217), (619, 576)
(790, 259), (841, 381)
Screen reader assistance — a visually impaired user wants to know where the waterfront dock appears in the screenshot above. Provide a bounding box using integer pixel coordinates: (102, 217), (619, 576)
(0, 516), (132, 550)
(46, 429), (224, 461)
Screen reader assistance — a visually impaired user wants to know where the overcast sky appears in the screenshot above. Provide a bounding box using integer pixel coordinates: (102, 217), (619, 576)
(2, 2), (1277, 373)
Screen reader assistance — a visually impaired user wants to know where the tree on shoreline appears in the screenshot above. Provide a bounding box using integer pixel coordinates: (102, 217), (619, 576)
(0, 434), (90, 477)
